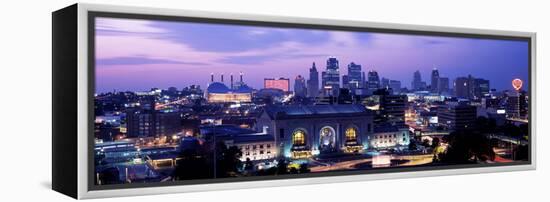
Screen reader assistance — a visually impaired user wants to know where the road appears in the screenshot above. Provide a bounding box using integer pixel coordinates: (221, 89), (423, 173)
(309, 154), (434, 172)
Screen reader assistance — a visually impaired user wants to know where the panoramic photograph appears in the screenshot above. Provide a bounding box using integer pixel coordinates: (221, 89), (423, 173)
(92, 16), (530, 185)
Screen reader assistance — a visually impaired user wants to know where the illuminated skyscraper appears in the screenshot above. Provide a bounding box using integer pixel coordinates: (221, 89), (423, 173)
(321, 57), (340, 96)
(294, 75), (307, 97)
(431, 68), (440, 93)
(411, 70), (426, 91)
(454, 75), (489, 99)
(454, 76), (471, 99)
(473, 78), (490, 98)
(346, 62), (362, 92)
(381, 77), (390, 89)
(367, 70), (380, 92)
(437, 77), (449, 94)
(373, 89), (407, 127)
(307, 62), (319, 97)
(389, 80), (401, 94)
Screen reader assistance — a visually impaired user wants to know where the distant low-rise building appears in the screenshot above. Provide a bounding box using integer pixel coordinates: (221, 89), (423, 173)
(200, 125), (276, 161)
(370, 125), (410, 149)
(126, 110), (182, 138)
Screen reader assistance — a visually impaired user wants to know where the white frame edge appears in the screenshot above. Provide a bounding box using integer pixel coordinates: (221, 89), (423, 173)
(76, 3), (536, 199)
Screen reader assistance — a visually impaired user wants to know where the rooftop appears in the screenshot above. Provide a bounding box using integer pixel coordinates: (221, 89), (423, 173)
(263, 104), (372, 119)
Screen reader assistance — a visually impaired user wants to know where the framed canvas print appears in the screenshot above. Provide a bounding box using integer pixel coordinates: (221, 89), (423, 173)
(52, 3), (536, 199)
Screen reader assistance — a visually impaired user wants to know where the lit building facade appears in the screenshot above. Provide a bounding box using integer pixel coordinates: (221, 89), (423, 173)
(200, 125), (276, 161)
(206, 74), (252, 103)
(264, 78), (290, 92)
(257, 105), (373, 159)
(228, 135), (276, 161)
(370, 126), (410, 149)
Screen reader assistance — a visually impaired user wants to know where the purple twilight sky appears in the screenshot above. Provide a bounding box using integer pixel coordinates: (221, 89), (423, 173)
(94, 17), (529, 94)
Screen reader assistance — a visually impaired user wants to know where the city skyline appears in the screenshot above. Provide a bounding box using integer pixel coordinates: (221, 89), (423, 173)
(92, 17), (530, 185)
(95, 17), (529, 93)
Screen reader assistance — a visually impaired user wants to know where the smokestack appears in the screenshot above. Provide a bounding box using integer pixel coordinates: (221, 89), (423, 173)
(240, 72), (243, 82)
(221, 73), (224, 83)
(210, 73), (214, 82)
(230, 73), (234, 89)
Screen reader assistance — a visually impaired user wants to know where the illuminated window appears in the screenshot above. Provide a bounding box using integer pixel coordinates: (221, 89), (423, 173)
(345, 127), (357, 142)
(292, 129), (306, 145)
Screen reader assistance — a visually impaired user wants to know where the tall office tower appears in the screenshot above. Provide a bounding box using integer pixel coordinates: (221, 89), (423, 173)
(347, 62), (362, 92)
(454, 77), (471, 99)
(373, 89), (407, 127)
(321, 57), (340, 96)
(473, 78), (490, 99)
(294, 75), (307, 97)
(342, 75), (350, 89)
(307, 62), (320, 98)
(431, 68), (440, 93)
(411, 70), (424, 91)
(437, 77), (449, 94)
(264, 78), (290, 92)
(389, 80), (401, 94)
(367, 70), (380, 92)
(506, 91), (521, 118)
(381, 77), (390, 89)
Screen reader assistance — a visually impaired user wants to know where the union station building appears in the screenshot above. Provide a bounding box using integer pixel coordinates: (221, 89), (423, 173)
(256, 104), (375, 159)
